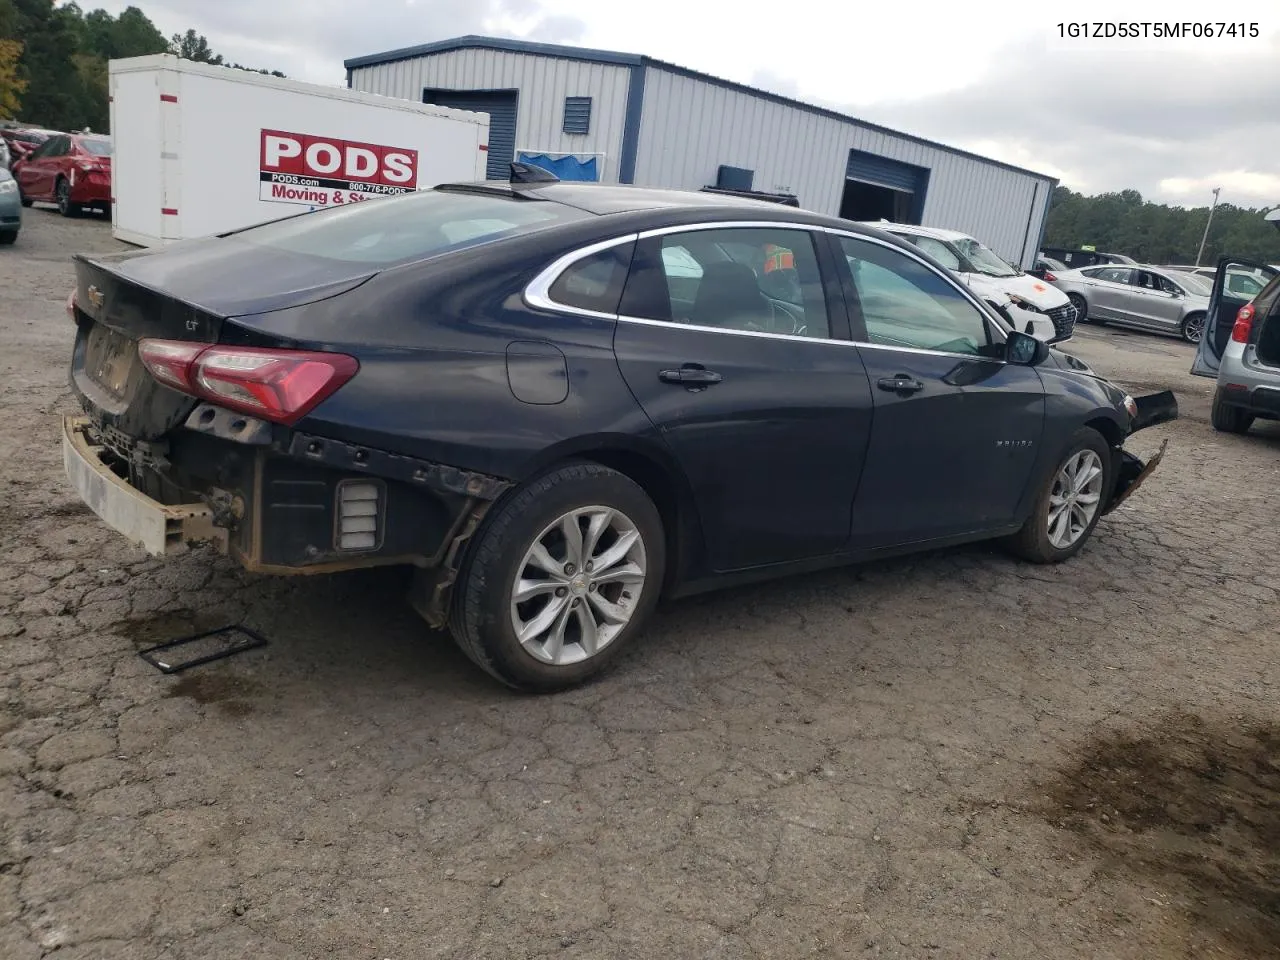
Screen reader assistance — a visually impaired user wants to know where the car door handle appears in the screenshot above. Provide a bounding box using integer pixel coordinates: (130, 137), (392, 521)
(659, 366), (722, 386)
(877, 375), (925, 395)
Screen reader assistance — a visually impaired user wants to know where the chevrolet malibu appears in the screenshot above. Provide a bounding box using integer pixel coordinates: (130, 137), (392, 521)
(62, 169), (1176, 691)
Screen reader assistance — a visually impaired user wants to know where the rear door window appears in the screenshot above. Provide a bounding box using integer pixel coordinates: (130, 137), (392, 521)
(230, 190), (593, 265)
(621, 227), (831, 338)
(1096, 267), (1135, 285)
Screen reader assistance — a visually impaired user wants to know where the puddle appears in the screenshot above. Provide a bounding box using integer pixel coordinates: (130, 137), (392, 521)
(1038, 711), (1280, 956)
(164, 673), (261, 718)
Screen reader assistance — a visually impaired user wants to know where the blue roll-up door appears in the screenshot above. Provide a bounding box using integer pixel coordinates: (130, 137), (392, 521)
(423, 88), (518, 180)
(846, 149), (929, 194)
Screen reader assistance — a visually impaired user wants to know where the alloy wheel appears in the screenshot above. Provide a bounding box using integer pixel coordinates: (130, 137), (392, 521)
(1047, 449), (1104, 549)
(509, 505), (647, 666)
(1182, 314), (1205, 343)
(56, 180), (71, 216)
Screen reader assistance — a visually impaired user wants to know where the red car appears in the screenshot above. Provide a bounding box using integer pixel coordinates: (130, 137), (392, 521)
(14, 133), (112, 217)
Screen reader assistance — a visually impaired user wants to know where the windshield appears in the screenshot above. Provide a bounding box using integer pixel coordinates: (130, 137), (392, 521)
(80, 138), (111, 157)
(230, 189), (592, 265)
(952, 237), (1019, 278)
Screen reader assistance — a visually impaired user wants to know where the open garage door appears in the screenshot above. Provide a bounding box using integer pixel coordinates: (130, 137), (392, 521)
(839, 150), (930, 224)
(423, 88), (517, 180)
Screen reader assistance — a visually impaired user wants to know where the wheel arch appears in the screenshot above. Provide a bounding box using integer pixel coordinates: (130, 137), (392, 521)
(521, 433), (706, 593)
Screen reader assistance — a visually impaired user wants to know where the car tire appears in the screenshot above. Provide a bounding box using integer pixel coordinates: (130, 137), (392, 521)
(19, 189), (32, 208)
(1004, 427), (1113, 564)
(1067, 293), (1093, 324)
(1210, 389), (1254, 434)
(1180, 312), (1206, 344)
(449, 461), (666, 692)
(0, 231), (15, 245)
(55, 178), (78, 217)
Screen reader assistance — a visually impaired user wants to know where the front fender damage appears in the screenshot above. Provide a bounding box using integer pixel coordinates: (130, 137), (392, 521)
(1103, 390), (1177, 516)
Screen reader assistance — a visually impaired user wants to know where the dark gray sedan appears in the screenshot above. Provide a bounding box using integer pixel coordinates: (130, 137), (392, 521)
(1049, 264), (1211, 343)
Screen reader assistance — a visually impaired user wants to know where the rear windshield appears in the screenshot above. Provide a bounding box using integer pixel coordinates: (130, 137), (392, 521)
(80, 138), (111, 156)
(230, 189), (592, 265)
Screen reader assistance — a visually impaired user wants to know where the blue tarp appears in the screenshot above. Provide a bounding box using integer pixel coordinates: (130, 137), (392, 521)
(516, 152), (599, 182)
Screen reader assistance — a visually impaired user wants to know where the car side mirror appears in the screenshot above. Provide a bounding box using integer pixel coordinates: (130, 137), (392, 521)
(1005, 330), (1048, 365)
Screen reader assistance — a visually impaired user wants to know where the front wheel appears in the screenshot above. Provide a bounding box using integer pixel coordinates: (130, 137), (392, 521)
(1180, 312), (1206, 344)
(1004, 427), (1113, 564)
(0, 231), (15, 246)
(449, 462), (666, 692)
(1067, 293), (1094, 325)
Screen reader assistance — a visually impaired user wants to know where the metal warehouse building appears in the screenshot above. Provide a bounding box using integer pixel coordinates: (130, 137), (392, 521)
(344, 36), (1056, 267)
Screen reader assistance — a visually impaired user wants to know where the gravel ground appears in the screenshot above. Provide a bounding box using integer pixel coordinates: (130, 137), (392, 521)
(1, 209), (1278, 960)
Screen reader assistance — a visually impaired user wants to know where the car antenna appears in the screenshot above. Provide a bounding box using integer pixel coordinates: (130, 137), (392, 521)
(510, 161), (559, 185)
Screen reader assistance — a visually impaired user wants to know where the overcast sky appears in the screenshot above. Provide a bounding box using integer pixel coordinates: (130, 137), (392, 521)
(88, 0), (1278, 208)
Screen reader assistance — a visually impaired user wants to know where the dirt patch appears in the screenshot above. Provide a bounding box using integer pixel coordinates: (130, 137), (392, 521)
(112, 608), (229, 647)
(1038, 712), (1280, 957)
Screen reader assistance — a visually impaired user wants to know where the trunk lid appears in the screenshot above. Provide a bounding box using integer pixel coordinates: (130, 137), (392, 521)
(70, 238), (377, 441)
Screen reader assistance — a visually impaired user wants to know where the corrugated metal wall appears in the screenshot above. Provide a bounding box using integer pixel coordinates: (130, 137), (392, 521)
(349, 50), (632, 183)
(634, 67), (1052, 267)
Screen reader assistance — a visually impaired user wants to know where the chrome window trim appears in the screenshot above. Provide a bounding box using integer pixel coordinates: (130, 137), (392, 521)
(523, 233), (639, 320)
(521, 219), (1013, 363)
(615, 314), (860, 348)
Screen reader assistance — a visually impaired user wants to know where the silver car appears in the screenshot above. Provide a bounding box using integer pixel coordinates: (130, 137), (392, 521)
(1191, 257), (1280, 434)
(1049, 264), (1211, 343)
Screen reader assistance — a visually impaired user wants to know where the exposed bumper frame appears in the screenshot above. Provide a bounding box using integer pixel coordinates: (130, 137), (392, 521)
(62, 415), (227, 556)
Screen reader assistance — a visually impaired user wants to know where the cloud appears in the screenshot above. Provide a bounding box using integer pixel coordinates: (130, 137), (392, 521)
(92, 0), (586, 86)
(853, 36), (1280, 207)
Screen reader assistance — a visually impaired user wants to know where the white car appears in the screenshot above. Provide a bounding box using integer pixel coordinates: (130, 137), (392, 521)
(864, 221), (1078, 344)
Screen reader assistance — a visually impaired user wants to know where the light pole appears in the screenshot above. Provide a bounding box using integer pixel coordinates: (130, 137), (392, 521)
(1195, 187), (1221, 267)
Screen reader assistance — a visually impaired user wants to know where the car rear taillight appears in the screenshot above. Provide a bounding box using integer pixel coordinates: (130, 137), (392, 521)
(138, 340), (359, 425)
(1231, 304), (1255, 343)
(1043, 271), (1057, 282)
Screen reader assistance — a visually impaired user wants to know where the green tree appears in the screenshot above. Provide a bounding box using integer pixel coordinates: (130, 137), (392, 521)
(170, 28), (221, 64)
(0, 37), (24, 118)
(1044, 186), (1280, 265)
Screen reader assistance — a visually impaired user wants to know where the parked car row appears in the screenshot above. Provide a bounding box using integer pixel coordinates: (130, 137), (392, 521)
(1047, 263), (1212, 343)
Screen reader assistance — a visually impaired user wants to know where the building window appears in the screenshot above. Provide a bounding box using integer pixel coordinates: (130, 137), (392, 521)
(563, 97), (592, 135)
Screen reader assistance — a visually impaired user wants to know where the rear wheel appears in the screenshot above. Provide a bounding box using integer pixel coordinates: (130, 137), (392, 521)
(449, 462), (665, 692)
(55, 178), (78, 217)
(19, 188), (32, 208)
(1211, 389), (1254, 434)
(1005, 427), (1113, 564)
(1180, 312), (1206, 344)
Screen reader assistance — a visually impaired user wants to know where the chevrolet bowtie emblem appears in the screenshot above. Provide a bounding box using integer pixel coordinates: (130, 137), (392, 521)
(86, 285), (104, 309)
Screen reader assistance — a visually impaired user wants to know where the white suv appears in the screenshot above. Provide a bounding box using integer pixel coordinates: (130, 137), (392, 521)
(865, 221), (1078, 344)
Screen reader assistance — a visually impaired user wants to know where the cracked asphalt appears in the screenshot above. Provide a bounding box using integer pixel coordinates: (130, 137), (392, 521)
(2, 210), (1278, 959)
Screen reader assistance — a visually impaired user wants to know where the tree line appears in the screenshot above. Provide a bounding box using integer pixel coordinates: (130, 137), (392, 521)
(1043, 185), (1280, 266)
(0, 0), (283, 133)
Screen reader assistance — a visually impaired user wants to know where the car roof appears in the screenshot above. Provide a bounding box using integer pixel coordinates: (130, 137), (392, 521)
(433, 180), (904, 240)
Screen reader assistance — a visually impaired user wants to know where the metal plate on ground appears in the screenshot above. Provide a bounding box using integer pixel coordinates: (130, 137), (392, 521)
(137, 625), (268, 674)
